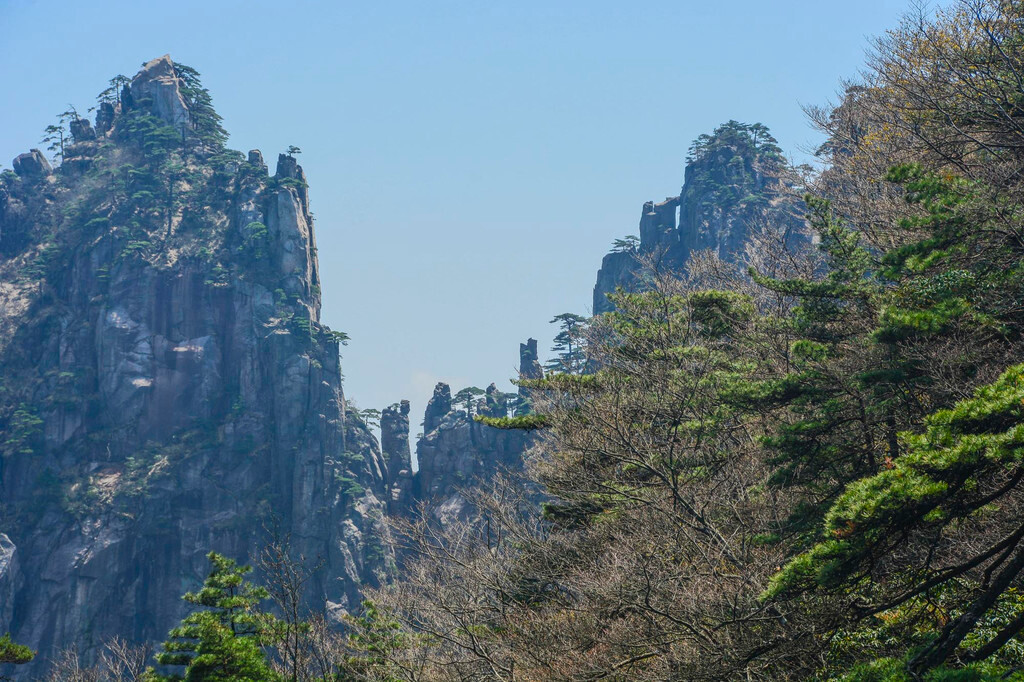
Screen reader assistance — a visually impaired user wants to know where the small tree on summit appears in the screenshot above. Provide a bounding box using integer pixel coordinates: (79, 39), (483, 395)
(545, 312), (588, 374)
(286, 146), (301, 158)
(611, 235), (640, 254)
(97, 74), (131, 107)
(172, 63), (227, 148)
(42, 107), (78, 164)
(454, 387), (486, 417)
(359, 408), (382, 430)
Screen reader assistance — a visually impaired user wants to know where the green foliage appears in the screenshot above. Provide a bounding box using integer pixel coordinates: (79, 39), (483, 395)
(42, 106), (78, 163)
(0, 633), (34, 665)
(611, 234), (640, 253)
(839, 658), (1024, 682)
(688, 290), (754, 338)
(684, 120), (786, 212)
(358, 408), (382, 430)
(335, 471), (366, 503)
(323, 329), (350, 346)
(97, 74), (130, 106)
(150, 552), (278, 682)
(453, 386), (485, 417)
(173, 63), (228, 148)
(341, 601), (409, 681)
(3, 403), (42, 457)
(20, 242), (62, 282)
(474, 413), (550, 430)
(545, 312), (589, 374)
(237, 221), (267, 261)
(766, 363), (1024, 599)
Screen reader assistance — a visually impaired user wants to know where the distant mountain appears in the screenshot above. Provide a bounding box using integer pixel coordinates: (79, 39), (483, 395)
(593, 120), (806, 313)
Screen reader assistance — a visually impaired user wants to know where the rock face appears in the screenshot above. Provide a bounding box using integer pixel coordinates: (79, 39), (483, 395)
(516, 338), (543, 415)
(0, 534), (20, 631)
(0, 56), (391, 674)
(69, 117), (96, 143)
(413, 384), (533, 523)
(593, 121), (805, 313)
(423, 382), (452, 434)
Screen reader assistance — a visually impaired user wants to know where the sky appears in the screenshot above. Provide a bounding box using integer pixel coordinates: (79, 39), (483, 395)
(0, 0), (926, 449)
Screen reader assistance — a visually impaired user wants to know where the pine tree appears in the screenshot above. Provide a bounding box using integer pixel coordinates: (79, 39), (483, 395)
(453, 386), (485, 417)
(172, 63), (227, 149)
(148, 552), (278, 682)
(545, 313), (588, 374)
(42, 107), (78, 164)
(0, 633), (34, 681)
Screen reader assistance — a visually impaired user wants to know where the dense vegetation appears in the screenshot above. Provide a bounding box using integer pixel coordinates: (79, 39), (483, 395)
(366, 1), (1024, 680)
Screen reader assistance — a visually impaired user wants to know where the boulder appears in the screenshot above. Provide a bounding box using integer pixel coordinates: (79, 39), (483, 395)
(248, 149), (267, 174)
(12, 149), (51, 178)
(70, 117), (96, 142)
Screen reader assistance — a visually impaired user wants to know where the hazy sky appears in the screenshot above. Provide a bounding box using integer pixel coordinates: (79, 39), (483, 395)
(1, 0), (923, 446)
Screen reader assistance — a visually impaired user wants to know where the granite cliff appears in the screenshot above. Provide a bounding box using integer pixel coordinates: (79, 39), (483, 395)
(0, 56), (392, 673)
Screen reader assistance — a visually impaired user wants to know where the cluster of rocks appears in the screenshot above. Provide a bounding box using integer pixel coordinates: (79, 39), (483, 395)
(379, 342), (540, 525)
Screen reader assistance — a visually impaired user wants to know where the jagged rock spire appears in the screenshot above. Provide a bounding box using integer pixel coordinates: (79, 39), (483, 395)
(129, 54), (190, 133)
(423, 382), (452, 434)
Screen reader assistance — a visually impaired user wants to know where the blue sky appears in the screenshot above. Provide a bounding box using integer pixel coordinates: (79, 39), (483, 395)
(1, 0), (923, 443)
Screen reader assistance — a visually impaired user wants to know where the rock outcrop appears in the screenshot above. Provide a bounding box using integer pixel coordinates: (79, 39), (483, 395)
(413, 384), (533, 524)
(0, 534), (20, 632)
(0, 56), (391, 674)
(11, 149), (51, 179)
(593, 121), (806, 313)
(380, 401), (414, 512)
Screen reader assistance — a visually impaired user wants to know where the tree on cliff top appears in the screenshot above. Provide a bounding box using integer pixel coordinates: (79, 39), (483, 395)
(453, 386), (485, 417)
(545, 312), (588, 374)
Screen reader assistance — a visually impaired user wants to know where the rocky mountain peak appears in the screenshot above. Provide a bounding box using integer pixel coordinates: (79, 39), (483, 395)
(423, 382), (453, 434)
(593, 121), (805, 313)
(0, 58), (391, 673)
